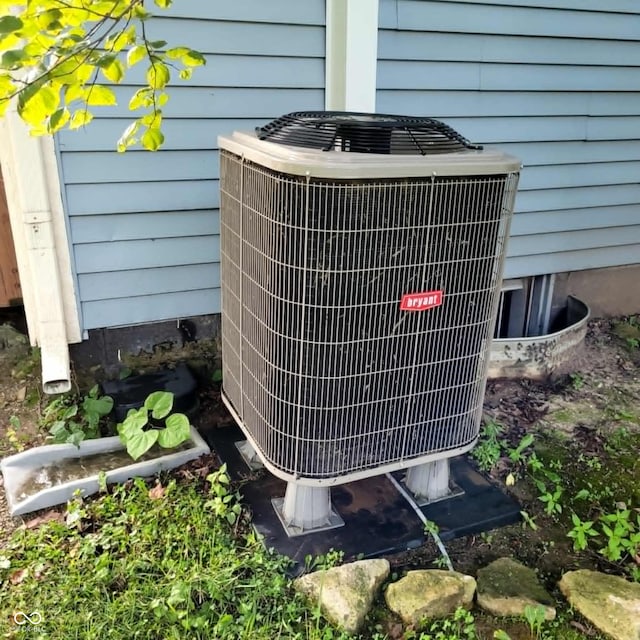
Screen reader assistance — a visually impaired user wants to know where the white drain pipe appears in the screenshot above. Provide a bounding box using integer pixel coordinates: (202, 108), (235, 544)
(0, 108), (81, 394)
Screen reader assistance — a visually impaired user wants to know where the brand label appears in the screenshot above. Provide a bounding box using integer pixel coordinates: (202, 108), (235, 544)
(400, 290), (443, 311)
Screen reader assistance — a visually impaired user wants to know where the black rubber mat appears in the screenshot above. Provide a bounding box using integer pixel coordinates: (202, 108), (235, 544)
(203, 424), (521, 573)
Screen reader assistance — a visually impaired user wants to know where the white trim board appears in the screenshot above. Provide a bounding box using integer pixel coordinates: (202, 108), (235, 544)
(326, 0), (379, 112)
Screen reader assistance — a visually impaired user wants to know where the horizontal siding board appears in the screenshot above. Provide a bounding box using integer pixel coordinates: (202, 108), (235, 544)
(430, 0), (640, 13)
(62, 151), (220, 184)
(378, 30), (640, 66)
(503, 245), (640, 279)
(381, 1), (640, 40)
(378, 61), (640, 92)
(491, 141), (640, 166)
(510, 205), (640, 236)
(66, 180), (219, 215)
(161, 0), (324, 24)
(81, 289), (221, 330)
(146, 19), (324, 57)
(74, 237), (220, 273)
(377, 90), (640, 117)
(124, 54), (324, 89)
(59, 118), (274, 151)
(516, 185), (640, 214)
(78, 264), (221, 301)
(441, 116), (640, 144)
(69, 211), (220, 243)
(519, 162), (640, 191)
(508, 225), (640, 257)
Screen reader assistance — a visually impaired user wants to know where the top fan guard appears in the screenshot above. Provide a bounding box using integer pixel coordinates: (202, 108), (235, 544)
(256, 111), (483, 155)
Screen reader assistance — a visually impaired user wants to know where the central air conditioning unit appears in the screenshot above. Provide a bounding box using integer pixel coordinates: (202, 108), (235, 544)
(219, 112), (520, 536)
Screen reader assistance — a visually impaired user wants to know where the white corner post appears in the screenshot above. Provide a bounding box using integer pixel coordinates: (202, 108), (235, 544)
(0, 107), (81, 394)
(326, 0), (379, 112)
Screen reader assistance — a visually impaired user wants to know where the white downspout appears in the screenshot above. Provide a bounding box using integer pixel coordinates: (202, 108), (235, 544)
(0, 107), (81, 394)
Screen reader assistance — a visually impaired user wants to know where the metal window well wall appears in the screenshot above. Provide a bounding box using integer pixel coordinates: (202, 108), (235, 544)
(219, 112), (520, 534)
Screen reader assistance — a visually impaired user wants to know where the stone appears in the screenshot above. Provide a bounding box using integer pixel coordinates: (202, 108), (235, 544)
(476, 557), (556, 620)
(294, 559), (390, 634)
(384, 570), (476, 625)
(559, 569), (640, 640)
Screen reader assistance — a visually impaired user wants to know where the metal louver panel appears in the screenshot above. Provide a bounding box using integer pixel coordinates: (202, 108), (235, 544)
(220, 149), (519, 484)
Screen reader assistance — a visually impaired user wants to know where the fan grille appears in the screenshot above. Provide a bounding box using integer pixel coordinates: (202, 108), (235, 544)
(256, 111), (483, 155)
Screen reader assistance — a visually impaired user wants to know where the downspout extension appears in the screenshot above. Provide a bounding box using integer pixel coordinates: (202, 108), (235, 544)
(0, 109), (73, 394)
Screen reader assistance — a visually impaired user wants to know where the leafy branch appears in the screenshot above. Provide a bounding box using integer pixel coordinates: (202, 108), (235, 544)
(0, 0), (205, 150)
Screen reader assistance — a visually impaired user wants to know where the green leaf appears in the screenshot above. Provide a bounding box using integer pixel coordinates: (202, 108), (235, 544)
(83, 394), (114, 418)
(125, 428), (159, 460)
(68, 430), (85, 447)
(128, 87), (153, 110)
(178, 68), (192, 81)
(119, 407), (149, 436)
(182, 50), (206, 67)
(154, 0), (173, 8)
(0, 16), (22, 35)
(117, 121), (139, 152)
(146, 62), (170, 89)
(166, 47), (189, 60)
(48, 107), (69, 132)
(100, 58), (125, 84)
(85, 85), (116, 106)
(69, 109), (93, 129)
(144, 391), (173, 420)
(149, 40), (167, 49)
(141, 126), (164, 151)
(0, 48), (26, 69)
(127, 45), (146, 67)
(19, 86), (60, 125)
(158, 413), (190, 448)
(64, 83), (85, 105)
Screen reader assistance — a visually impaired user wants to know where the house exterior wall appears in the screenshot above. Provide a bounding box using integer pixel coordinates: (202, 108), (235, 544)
(377, 0), (640, 280)
(55, 0), (325, 332)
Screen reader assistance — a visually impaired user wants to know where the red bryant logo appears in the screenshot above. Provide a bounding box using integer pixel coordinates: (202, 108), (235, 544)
(400, 290), (444, 311)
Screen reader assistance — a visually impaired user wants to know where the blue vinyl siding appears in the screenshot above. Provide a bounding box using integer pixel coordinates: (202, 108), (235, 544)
(56, 2), (325, 331)
(378, 0), (640, 279)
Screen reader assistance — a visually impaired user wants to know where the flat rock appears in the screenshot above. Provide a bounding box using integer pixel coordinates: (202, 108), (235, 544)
(477, 557), (556, 620)
(294, 559), (389, 634)
(559, 570), (640, 640)
(385, 570), (476, 625)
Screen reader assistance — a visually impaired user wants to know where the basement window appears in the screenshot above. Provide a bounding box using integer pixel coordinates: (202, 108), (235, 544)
(494, 275), (555, 339)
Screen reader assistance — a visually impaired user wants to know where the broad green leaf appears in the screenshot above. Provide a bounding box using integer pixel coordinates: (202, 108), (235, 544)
(85, 85), (116, 106)
(157, 91), (169, 107)
(35, 9), (63, 31)
(118, 407), (149, 436)
(68, 430), (85, 447)
(178, 68), (192, 81)
(144, 391), (173, 420)
(141, 110), (162, 127)
(48, 107), (69, 132)
(158, 413), (190, 448)
(147, 62), (170, 89)
(107, 25), (136, 52)
(166, 47), (189, 60)
(125, 428), (158, 460)
(83, 394), (114, 417)
(141, 126), (164, 151)
(127, 45), (146, 67)
(20, 86), (60, 125)
(183, 50), (206, 67)
(154, 0), (172, 8)
(128, 87), (152, 110)
(0, 16), (22, 35)
(69, 109), (93, 129)
(1, 48), (27, 69)
(117, 121), (139, 152)
(149, 40), (167, 49)
(65, 84), (85, 105)
(101, 58), (124, 84)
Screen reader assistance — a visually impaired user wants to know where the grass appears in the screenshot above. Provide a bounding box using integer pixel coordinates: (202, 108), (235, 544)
(0, 468), (349, 640)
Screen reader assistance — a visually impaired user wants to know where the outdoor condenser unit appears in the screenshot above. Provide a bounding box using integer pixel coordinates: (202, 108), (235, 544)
(218, 112), (520, 535)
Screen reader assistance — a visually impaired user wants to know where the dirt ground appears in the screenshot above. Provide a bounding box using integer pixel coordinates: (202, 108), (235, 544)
(1, 308), (639, 602)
